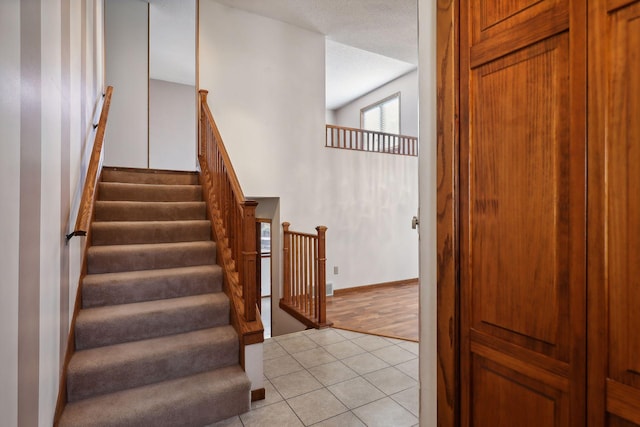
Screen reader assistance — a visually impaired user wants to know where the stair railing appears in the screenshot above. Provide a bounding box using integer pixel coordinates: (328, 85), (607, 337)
(325, 124), (418, 156)
(280, 222), (332, 329)
(67, 86), (114, 239)
(198, 90), (262, 345)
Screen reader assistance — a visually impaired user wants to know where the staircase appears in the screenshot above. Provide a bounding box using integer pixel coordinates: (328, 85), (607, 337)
(59, 167), (251, 427)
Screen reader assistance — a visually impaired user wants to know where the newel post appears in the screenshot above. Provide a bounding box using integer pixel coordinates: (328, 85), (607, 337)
(282, 222), (291, 303)
(241, 200), (258, 322)
(198, 90), (208, 157)
(316, 226), (328, 325)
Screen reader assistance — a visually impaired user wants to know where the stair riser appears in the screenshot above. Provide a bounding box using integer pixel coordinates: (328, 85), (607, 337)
(87, 243), (216, 274)
(92, 221), (211, 246)
(75, 301), (229, 350)
(94, 201), (206, 221)
(102, 169), (199, 185)
(67, 335), (238, 402)
(98, 182), (202, 202)
(59, 366), (251, 427)
(82, 267), (222, 308)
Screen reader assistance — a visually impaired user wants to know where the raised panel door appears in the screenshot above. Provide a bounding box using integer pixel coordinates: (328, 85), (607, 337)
(460, 0), (586, 425)
(589, 1), (640, 425)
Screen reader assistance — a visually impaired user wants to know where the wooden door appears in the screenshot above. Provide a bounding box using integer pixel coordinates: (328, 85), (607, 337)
(588, 0), (640, 425)
(459, 0), (587, 425)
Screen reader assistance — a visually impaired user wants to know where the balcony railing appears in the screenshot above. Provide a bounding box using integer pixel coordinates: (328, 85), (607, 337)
(325, 124), (418, 157)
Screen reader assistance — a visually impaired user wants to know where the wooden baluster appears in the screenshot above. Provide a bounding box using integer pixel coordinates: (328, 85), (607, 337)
(293, 234), (298, 307)
(241, 200), (258, 321)
(297, 234), (302, 309)
(311, 235), (316, 319)
(282, 222), (291, 304)
(302, 235), (307, 315)
(316, 226), (327, 325)
(307, 235), (312, 317)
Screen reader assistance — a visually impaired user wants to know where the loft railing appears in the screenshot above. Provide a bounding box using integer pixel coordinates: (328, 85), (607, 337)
(198, 90), (262, 346)
(67, 86), (114, 239)
(325, 124), (418, 157)
(280, 222), (332, 329)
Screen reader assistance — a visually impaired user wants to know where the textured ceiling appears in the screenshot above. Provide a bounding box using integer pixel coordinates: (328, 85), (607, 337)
(326, 40), (415, 110)
(211, 0), (418, 64)
(211, 0), (418, 110)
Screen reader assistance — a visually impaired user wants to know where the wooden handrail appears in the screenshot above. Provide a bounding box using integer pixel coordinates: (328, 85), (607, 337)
(198, 90), (262, 346)
(280, 222), (332, 329)
(325, 124), (418, 156)
(68, 86), (114, 239)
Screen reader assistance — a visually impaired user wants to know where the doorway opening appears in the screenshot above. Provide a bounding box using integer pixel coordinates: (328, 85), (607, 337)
(257, 218), (272, 338)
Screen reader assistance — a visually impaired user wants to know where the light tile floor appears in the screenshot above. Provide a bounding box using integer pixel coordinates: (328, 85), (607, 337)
(210, 328), (419, 427)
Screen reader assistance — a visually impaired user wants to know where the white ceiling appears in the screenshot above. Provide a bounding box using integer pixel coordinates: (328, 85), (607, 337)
(145, 0), (417, 108)
(211, 0), (418, 110)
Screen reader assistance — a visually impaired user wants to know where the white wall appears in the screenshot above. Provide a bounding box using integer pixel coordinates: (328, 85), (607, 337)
(0, 1), (22, 424)
(104, 0), (148, 168)
(199, 1), (419, 335)
(0, 0), (104, 425)
(149, 79), (197, 171)
(333, 69), (419, 137)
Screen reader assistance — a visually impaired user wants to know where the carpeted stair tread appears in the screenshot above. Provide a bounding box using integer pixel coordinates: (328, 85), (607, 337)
(87, 241), (216, 274)
(75, 293), (230, 350)
(67, 326), (239, 402)
(98, 182), (202, 202)
(91, 220), (211, 246)
(59, 365), (251, 427)
(82, 265), (222, 308)
(94, 201), (206, 221)
(59, 167), (252, 425)
(101, 168), (199, 185)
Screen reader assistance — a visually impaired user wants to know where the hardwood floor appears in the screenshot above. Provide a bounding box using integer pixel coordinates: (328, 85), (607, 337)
(326, 281), (419, 342)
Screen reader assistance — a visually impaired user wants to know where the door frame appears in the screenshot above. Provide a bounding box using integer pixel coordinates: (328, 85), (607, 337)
(436, 0), (460, 425)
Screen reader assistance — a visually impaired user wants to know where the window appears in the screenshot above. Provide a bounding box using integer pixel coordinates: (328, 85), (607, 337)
(360, 93), (400, 135)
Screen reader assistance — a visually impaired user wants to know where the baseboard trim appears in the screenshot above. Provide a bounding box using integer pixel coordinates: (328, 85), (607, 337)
(332, 278), (419, 296)
(251, 388), (266, 402)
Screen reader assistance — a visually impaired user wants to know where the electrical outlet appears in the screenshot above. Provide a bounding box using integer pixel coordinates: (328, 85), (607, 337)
(333, 266), (339, 275)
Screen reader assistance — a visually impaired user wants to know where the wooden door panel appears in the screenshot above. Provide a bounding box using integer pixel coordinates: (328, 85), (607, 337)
(478, 0), (543, 31)
(608, 0), (640, 384)
(461, 0), (586, 423)
(472, 0), (564, 44)
(469, 0), (568, 68)
(608, 414), (640, 427)
(604, 2), (640, 425)
(469, 33), (570, 358)
(471, 355), (568, 427)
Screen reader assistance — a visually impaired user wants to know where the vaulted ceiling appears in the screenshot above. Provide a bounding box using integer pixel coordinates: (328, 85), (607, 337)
(211, 0), (418, 110)
(147, 0), (418, 110)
